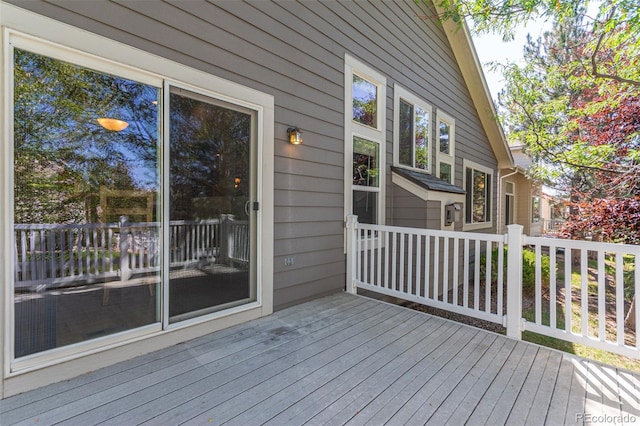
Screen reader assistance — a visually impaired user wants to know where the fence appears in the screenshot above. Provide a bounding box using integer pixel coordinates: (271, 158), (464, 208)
(14, 216), (249, 289)
(345, 216), (640, 359)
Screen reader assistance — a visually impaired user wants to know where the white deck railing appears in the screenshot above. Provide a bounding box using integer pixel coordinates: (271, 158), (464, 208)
(345, 216), (505, 325)
(346, 216), (639, 359)
(14, 216), (249, 289)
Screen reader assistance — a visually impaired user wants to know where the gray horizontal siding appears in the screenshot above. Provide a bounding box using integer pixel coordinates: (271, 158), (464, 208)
(8, 0), (500, 308)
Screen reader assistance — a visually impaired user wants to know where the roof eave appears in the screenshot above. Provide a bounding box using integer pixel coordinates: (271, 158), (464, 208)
(430, 1), (514, 169)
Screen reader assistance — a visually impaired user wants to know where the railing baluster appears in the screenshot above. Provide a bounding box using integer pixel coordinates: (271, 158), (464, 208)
(636, 254), (639, 350)
(474, 239), (480, 310)
(407, 233), (413, 296)
(485, 241), (491, 313)
(443, 237), (449, 304)
(377, 230), (383, 290)
(598, 250), (606, 341)
(497, 241), (504, 316)
(424, 235), (430, 299)
(550, 246), (557, 329)
(463, 238), (469, 308)
(369, 230), (375, 286)
(384, 230), (390, 290)
(391, 231), (397, 292)
(453, 237), (459, 306)
(399, 232), (405, 293)
(565, 246), (572, 334)
(433, 236), (440, 301)
(581, 249), (588, 337)
(535, 244), (542, 325)
(616, 252), (624, 346)
(415, 234), (422, 297)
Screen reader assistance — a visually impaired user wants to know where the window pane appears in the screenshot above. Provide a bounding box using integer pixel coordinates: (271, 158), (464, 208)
(506, 194), (514, 225)
(353, 191), (378, 224)
(439, 121), (450, 154)
(169, 88), (254, 323)
(440, 162), (452, 183)
(414, 106), (429, 170)
(353, 136), (379, 187)
(14, 49), (160, 357)
(532, 196), (541, 222)
(352, 75), (377, 128)
(398, 100), (413, 167)
(472, 170), (487, 223)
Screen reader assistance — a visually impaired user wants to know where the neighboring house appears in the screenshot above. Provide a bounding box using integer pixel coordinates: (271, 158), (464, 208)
(500, 145), (568, 236)
(0, 0), (511, 397)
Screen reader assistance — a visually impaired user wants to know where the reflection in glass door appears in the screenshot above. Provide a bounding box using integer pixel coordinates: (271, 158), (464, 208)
(168, 87), (255, 323)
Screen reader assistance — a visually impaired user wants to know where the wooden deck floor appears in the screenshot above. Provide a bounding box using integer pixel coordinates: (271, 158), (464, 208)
(1, 292), (639, 425)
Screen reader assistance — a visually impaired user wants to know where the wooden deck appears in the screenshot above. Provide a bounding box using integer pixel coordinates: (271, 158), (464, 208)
(1, 292), (639, 425)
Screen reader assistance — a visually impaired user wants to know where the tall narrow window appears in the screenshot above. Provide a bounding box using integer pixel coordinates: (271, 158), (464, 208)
(394, 85), (432, 172)
(436, 111), (455, 183)
(345, 54), (386, 225)
(13, 48), (161, 357)
(505, 181), (515, 226)
(464, 160), (494, 228)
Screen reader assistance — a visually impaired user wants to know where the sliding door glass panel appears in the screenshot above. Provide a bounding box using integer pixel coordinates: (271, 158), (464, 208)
(168, 87), (254, 323)
(13, 48), (161, 357)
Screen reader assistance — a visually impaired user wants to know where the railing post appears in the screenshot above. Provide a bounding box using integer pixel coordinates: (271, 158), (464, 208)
(506, 224), (524, 340)
(119, 216), (131, 281)
(345, 215), (358, 294)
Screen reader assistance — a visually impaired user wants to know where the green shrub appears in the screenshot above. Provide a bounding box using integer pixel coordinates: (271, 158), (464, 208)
(479, 246), (551, 297)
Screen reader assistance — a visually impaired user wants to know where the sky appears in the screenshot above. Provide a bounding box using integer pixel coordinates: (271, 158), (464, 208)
(471, 20), (552, 104)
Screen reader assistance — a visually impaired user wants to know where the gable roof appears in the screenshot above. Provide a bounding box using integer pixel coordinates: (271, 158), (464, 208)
(431, 1), (514, 170)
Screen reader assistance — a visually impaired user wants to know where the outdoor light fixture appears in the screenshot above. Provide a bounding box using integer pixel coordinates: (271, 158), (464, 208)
(287, 127), (303, 145)
(97, 118), (129, 132)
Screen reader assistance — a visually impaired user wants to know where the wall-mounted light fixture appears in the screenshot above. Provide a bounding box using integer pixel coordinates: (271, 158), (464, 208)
(287, 127), (303, 145)
(97, 118), (129, 132)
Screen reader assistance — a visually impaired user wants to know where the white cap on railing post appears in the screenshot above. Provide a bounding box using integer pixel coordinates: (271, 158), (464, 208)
(345, 215), (358, 295)
(506, 224), (524, 340)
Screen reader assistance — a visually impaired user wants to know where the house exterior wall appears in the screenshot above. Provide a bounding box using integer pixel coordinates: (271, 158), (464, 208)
(1, 0), (503, 396)
(5, 0), (498, 308)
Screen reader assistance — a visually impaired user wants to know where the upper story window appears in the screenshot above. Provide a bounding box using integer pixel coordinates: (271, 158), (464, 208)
(352, 74), (378, 128)
(436, 110), (455, 183)
(344, 54), (386, 225)
(393, 85), (432, 172)
(464, 159), (493, 229)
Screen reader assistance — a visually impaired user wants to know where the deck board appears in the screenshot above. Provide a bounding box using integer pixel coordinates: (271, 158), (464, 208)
(1, 292), (639, 426)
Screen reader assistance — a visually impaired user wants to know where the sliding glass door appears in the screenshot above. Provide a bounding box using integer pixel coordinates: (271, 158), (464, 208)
(11, 44), (258, 362)
(167, 87), (256, 323)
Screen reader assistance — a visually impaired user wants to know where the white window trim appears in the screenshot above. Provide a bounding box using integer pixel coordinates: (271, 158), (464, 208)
(435, 110), (455, 183)
(463, 159), (494, 231)
(393, 84), (432, 173)
(1, 3), (274, 384)
(344, 54), (386, 226)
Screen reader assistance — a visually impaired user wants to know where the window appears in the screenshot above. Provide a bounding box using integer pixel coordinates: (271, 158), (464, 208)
(464, 160), (494, 228)
(532, 194), (541, 223)
(6, 27), (273, 369)
(436, 111), (455, 183)
(505, 181), (515, 226)
(345, 54), (386, 225)
(393, 85), (432, 172)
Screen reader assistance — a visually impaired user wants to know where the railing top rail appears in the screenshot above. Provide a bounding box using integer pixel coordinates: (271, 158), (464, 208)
(14, 219), (222, 231)
(526, 235), (640, 254)
(356, 222), (506, 243)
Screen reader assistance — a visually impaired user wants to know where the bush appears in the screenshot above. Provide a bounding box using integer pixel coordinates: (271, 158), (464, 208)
(480, 246), (551, 296)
